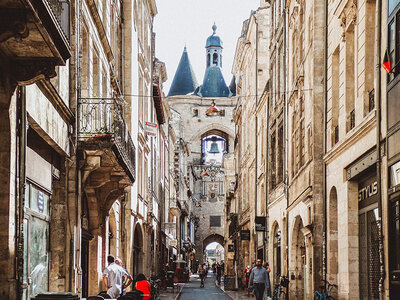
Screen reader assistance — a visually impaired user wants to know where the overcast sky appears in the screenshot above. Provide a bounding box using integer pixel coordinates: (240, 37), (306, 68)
(154, 0), (260, 93)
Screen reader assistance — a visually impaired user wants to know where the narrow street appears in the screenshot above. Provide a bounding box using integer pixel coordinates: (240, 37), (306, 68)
(179, 272), (231, 300)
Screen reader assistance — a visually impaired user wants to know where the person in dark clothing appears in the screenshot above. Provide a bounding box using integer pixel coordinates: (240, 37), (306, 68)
(216, 263), (222, 285)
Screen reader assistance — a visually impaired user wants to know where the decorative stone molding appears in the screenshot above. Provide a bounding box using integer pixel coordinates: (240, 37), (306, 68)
(14, 59), (57, 85)
(335, 0), (358, 41)
(0, 10), (29, 43)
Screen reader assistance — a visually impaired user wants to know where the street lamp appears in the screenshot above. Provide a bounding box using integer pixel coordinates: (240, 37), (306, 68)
(205, 100), (220, 116)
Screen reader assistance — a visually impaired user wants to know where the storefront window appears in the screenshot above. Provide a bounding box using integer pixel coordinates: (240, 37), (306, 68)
(389, 0), (400, 16)
(23, 182), (50, 300)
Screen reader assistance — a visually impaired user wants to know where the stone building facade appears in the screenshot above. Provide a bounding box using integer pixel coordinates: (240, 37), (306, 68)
(227, 1), (393, 299)
(228, 3), (270, 284)
(0, 0), (176, 299)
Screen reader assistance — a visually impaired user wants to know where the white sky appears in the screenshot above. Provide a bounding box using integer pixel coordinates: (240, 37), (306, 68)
(154, 0), (260, 93)
(205, 241), (221, 250)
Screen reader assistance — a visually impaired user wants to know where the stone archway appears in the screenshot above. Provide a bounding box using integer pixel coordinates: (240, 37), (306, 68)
(132, 223), (144, 278)
(202, 233), (225, 252)
(290, 216), (306, 300)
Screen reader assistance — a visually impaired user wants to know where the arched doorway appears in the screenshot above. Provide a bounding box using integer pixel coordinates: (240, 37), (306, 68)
(272, 223), (282, 285)
(202, 233), (225, 252)
(290, 216), (306, 300)
(328, 187), (338, 297)
(132, 224), (143, 278)
(108, 207), (117, 257)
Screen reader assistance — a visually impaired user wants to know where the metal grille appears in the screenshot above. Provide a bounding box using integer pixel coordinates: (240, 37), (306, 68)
(368, 213), (380, 299)
(46, 0), (70, 42)
(369, 89), (375, 112)
(334, 125), (339, 144)
(350, 110), (355, 130)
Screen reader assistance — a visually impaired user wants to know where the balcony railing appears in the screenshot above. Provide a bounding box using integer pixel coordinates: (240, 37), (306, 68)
(334, 125), (339, 144)
(369, 89), (375, 112)
(78, 98), (136, 182)
(45, 0), (70, 43)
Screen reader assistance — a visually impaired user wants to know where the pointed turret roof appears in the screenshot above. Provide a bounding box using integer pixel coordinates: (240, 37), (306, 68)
(168, 47), (198, 97)
(196, 66), (231, 97)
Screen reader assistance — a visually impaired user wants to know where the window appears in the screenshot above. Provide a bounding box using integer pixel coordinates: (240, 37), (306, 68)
(213, 53), (218, 66)
(277, 124), (284, 183)
(389, 0), (400, 15)
(23, 183), (50, 300)
(210, 216), (221, 227)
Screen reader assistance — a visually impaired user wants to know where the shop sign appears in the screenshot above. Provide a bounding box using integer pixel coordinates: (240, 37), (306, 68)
(240, 230), (250, 241)
(228, 244), (234, 252)
(37, 191), (44, 213)
(145, 121), (157, 137)
(255, 216), (266, 231)
(358, 181), (378, 201)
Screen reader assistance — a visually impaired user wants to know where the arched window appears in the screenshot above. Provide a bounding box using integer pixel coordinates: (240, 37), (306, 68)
(201, 130), (229, 164)
(207, 53), (211, 67)
(213, 53), (218, 66)
(273, 227), (281, 283)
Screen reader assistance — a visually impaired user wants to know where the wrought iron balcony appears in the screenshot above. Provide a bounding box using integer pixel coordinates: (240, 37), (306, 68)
(46, 0), (70, 43)
(78, 98), (136, 183)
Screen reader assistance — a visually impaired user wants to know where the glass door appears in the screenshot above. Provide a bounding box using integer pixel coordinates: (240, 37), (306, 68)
(23, 182), (50, 300)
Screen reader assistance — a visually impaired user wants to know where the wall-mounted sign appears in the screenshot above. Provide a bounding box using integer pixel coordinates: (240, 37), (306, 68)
(37, 191), (44, 213)
(358, 181), (378, 201)
(228, 244), (234, 252)
(240, 230), (250, 241)
(255, 216), (266, 231)
(145, 121), (158, 137)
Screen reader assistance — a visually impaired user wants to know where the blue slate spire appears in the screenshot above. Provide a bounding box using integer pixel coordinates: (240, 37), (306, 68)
(168, 47), (198, 97)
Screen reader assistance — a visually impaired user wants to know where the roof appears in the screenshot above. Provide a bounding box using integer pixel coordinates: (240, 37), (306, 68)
(168, 47), (198, 97)
(196, 66), (231, 97)
(206, 24), (223, 48)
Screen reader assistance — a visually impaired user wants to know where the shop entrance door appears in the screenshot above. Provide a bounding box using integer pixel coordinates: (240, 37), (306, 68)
(23, 183), (50, 300)
(359, 206), (380, 300)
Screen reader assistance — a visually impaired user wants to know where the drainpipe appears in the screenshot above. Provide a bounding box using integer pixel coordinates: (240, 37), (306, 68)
(265, 86), (270, 263)
(255, 14), (259, 261)
(284, 7), (289, 283)
(374, 0), (385, 299)
(16, 85), (27, 300)
(322, 0), (328, 284)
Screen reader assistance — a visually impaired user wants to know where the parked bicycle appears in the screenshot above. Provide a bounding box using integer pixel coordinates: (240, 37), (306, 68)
(314, 279), (337, 300)
(149, 276), (161, 300)
(272, 276), (289, 299)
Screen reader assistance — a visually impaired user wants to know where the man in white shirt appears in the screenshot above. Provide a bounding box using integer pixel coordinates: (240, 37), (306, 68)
(103, 255), (128, 298)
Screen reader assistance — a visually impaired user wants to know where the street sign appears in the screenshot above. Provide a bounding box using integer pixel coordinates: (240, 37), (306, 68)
(228, 244), (234, 252)
(145, 121), (158, 137)
(255, 216), (266, 231)
(240, 230), (250, 240)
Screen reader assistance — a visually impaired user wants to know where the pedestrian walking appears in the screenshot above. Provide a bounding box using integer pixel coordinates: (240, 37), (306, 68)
(198, 264), (206, 287)
(263, 262), (271, 299)
(115, 257), (133, 295)
(216, 263), (222, 285)
(248, 259), (268, 300)
(103, 255), (129, 298)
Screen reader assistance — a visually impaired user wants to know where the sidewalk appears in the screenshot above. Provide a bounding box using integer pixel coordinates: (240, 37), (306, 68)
(158, 282), (184, 300)
(218, 276), (254, 300)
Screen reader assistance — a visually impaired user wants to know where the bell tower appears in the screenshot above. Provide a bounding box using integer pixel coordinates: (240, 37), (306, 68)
(206, 23), (223, 68)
